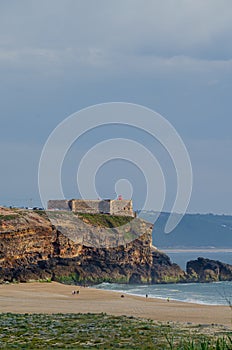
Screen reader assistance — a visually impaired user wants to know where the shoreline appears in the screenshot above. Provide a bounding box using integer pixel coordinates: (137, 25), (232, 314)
(95, 290), (228, 307)
(94, 281), (232, 307)
(163, 248), (232, 253)
(0, 282), (231, 327)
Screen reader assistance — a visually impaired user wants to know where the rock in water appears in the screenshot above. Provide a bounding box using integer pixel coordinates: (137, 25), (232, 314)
(186, 257), (232, 282)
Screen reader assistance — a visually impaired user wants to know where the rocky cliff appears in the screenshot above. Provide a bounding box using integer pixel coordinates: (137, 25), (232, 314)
(187, 257), (232, 282)
(0, 207), (186, 284)
(2, 207), (231, 284)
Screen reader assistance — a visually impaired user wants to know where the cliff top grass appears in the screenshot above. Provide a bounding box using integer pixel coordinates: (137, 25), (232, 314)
(76, 212), (134, 228)
(0, 214), (19, 221)
(0, 313), (231, 349)
(0, 208), (21, 226)
(0, 207), (20, 220)
(0, 205), (135, 226)
(34, 210), (134, 228)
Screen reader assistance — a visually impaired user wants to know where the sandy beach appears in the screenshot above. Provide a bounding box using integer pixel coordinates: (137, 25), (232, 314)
(0, 282), (231, 327)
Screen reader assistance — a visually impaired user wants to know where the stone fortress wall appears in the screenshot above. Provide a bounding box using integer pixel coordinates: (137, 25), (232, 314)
(110, 200), (133, 216)
(47, 199), (135, 217)
(71, 199), (111, 214)
(47, 200), (72, 211)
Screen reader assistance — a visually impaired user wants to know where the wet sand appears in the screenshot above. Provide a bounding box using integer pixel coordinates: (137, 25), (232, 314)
(0, 282), (231, 327)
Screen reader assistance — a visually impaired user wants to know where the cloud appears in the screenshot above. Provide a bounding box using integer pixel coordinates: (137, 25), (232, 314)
(1, 0), (232, 83)
(0, 1), (232, 214)
(0, 0), (232, 81)
(187, 139), (232, 214)
(1, 1), (232, 59)
(1, 47), (232, 88)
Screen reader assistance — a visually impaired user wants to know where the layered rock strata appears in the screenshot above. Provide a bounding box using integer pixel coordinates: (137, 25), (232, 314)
(0, 207), (186, 284)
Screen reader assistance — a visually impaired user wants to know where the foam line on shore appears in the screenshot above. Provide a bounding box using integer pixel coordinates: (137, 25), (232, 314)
(0, 282), (231, 327)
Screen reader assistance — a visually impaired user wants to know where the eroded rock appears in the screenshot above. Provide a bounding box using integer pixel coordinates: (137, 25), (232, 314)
(0, 207), (185, 284)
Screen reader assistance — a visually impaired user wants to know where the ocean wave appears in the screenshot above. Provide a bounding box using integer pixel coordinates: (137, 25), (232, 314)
(94, 281), (232, 306)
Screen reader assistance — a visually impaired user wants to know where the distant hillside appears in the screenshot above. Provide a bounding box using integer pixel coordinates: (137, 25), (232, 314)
(138, 211), (232, 249)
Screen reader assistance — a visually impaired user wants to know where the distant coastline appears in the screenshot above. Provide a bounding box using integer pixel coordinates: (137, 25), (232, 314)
(163, 248), (232, 253)
(162, 249), (232, 270)
(139, 211), (232, 249)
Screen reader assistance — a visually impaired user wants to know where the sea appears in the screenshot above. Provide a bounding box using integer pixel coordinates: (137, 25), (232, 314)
(95, 250), (232, 306)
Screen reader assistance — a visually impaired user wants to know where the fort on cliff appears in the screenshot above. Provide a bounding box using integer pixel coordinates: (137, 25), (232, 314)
(47, 199), (135, 217)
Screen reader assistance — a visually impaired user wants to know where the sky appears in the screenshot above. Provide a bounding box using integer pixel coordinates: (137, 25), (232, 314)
(0, 0), (232, 214)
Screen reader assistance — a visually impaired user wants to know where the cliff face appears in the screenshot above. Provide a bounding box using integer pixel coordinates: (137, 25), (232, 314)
(0, 207), (186, 284)
(151, 251), (186, 283)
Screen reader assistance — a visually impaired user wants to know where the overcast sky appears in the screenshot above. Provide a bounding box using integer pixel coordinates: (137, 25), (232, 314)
(0, 0), (232, 214)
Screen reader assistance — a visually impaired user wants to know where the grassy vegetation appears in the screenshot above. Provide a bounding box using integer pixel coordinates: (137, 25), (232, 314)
(33, 210), (49, 219)
(0, 214), (19, 220)
(76, 213), (134, 228)
(0, 313), (231, 349)
(0, 214), (19, 224)
(6, 210), (134, 227)
(56, 273), (131, 285)
(56, 273), (80, 285)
